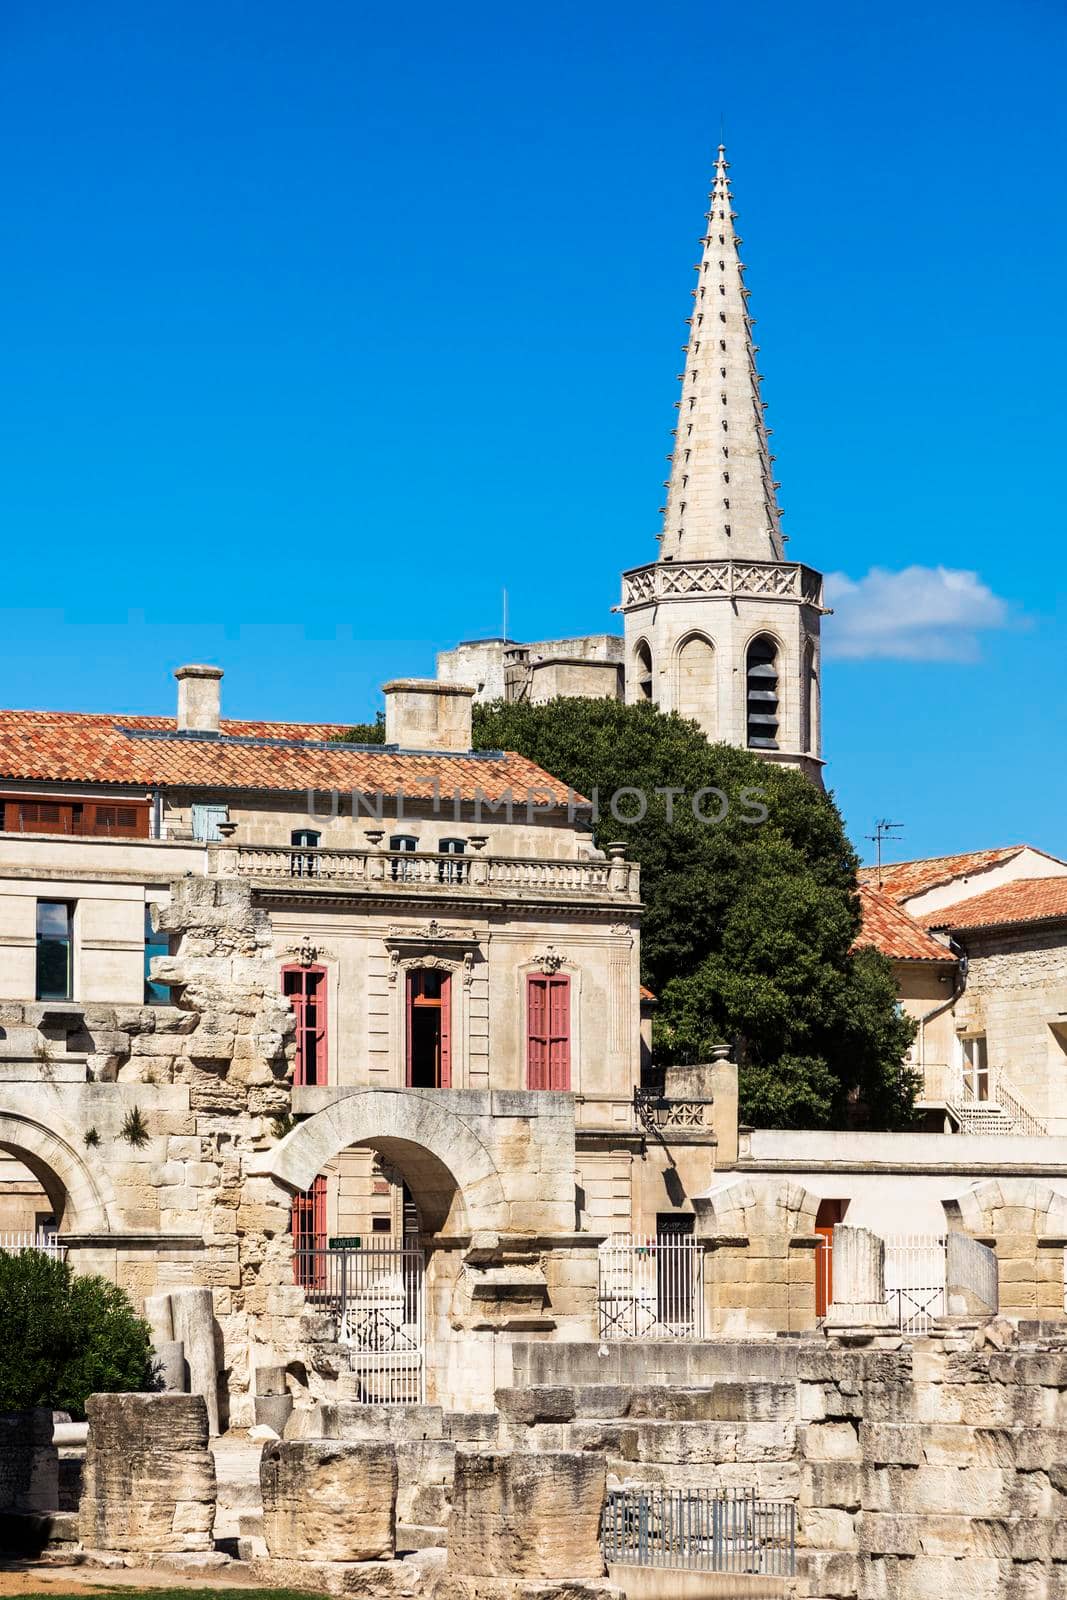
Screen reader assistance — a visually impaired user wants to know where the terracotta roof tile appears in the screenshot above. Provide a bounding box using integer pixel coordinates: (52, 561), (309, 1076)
(854, 884), (955, 963)
(857, 847), (1026, 903)
(927, 877), (1067, 933)
(0, 709), (579, 807)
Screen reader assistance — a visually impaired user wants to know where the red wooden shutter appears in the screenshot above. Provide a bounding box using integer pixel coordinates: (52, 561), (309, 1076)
(548, 976), (571, 1090)
(527, 976), (548, 1089)
(282, 965), (328, 1086)
(439, 975), (452, 1088)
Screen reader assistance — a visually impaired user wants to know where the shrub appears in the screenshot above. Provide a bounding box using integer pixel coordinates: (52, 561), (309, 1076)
(0, 1250), (157, 1419)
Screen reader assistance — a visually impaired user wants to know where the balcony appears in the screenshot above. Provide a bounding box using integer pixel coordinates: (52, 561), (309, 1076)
(210, 843), (641, 905)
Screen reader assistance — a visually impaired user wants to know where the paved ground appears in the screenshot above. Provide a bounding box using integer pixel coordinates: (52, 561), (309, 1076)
(0, 1568), (309, 1597)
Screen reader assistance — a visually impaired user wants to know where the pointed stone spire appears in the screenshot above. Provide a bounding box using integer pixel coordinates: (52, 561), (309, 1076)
(659, 146), (785, 564)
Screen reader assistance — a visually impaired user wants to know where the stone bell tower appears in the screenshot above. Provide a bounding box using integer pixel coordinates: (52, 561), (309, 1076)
(621, 146), (826, 783)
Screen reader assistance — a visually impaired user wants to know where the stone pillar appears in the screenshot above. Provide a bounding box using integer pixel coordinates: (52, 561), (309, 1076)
(823, 1226), (892, 1332)
(78, 1393), (216, 1554)
(0, 1410), (59, 1513)
(448, 1450), (606, 1579)
(260, 1440), (396, 1561)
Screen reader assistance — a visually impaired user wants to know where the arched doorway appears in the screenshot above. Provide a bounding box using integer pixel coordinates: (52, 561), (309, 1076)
(259, 1089), (508, 1404)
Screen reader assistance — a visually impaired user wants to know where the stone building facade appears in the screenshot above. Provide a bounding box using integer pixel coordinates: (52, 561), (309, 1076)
(856, 846), (1067, 1136)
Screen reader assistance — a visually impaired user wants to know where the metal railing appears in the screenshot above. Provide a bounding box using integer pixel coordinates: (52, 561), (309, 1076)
(919, 1061), (1047, 1137)
(602, 1488), (795, 1577)
(220, 843), (639, 901)
(598, 1233), (704, 1340)
(294, 1243), (425, 1404)
(0, 1231), (66, 1260)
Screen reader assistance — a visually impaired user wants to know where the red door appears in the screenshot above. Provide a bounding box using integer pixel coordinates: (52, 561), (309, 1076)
(292, 1173), (327, 1291)
(406, 969), (451, 1088)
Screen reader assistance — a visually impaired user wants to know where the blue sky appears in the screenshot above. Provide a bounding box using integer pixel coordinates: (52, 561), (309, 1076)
(1, 0), (1064, 866)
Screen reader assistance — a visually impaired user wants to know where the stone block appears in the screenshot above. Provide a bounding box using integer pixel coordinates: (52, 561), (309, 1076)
(260, 1440), (397, 1562)
(494, 1387), (576, 1426)
(860, 1423), (924, 1466)
(801, 1506), (857, 1550)
(254, 1395), (294, 1435)
(449, 1451), (605, 1579)
(78, 1394), (216, 1554)
(802, 1422), (862, 1462)
(318, 1404), (444, 1442)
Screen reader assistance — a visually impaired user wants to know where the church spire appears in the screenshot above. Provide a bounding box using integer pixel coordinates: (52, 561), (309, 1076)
(659, 146), (785, 564)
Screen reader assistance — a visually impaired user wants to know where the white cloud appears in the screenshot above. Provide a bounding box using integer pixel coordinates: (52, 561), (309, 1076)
(824, 565), (1012, 661)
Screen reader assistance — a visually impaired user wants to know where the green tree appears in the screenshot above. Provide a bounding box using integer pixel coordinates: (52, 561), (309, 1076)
(0, 1251), (158, 1419)
(466, 696), (916, 1129)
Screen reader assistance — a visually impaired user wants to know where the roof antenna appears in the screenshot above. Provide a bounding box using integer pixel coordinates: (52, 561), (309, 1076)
(865, 819), (904, 887)
(502, 587), (508, 643)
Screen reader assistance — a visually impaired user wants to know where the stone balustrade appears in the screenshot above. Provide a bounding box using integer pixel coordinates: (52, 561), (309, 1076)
(622, 557), (824, 610)
(212, 843), (640, 903)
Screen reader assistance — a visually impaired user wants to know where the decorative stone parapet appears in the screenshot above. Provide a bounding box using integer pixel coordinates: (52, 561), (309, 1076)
(622, 557), (824, 610)
(260, 1439), (397, 1562)
(78, 1393), (216, 1553)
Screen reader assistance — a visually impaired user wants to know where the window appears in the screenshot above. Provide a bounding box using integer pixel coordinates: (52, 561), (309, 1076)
(2, 798), (148, 837)
(290, 828), (321, 878)
(406, 969), (451, 1088)
(526, 974), (571, 1090)
(144, 905), (170, 1004)
(292, 1173), (327, 1290)
(191, 804), (228, 842)
(282, 965), (328, 1085)
(36, 901), (73, 1001)
(960, 1034), (989, 1102)
(746, 635), (779, 749)
(438, 838), (467, 885)
(390, 834), (419, 882)
(634, 641), (653, 702)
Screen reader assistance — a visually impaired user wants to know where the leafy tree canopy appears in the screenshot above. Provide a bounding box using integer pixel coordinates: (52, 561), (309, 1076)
(468, 698), (916, 1129)
(0, 1251), (157, 1419)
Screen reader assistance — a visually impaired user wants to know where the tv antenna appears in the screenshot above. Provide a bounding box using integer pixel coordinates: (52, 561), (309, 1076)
(866, 819), (904, 886)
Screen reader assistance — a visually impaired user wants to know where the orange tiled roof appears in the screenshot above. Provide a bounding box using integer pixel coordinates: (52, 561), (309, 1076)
(0, 709), (578, 806)
(927, 877), (1067, 933)
(639, 984), (656, 1002)
(857, 847), (1028, 903)
(854, 884), (955, 963)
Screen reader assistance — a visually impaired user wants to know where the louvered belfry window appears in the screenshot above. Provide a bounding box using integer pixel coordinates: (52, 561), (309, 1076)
(745, 636), (779, 749)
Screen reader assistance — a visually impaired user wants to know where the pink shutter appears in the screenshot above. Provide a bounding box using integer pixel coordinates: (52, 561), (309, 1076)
(439, 975), (452, 1088)
(527, 976), (547, 1089)
(548, 976), (571, 1090)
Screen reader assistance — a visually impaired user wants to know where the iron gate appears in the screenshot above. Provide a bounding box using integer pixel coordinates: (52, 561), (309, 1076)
(598, 1233), (704, 1340)
(883, 1234), (946, 1333)
(602, 1488), (795, 1576)
(294, 1242), (426, 1403)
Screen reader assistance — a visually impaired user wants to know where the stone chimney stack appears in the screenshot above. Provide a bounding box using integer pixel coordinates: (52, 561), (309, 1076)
(383, 679), (475, 753)
(175, 665), (224, 733)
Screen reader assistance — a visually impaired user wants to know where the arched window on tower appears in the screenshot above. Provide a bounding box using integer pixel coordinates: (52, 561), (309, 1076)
(802, 640), (818, 756)
(746, 636), (779, 750)
(634, 640), (654, 702)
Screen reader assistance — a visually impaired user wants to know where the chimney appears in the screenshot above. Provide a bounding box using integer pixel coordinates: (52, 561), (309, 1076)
(175, 664), (224, 733)
(383, 678), (475, 753)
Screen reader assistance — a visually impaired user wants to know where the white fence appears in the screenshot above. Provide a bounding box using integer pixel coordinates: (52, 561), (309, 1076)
(0, 1231), (66, 1260)
(598, 1234), (704, 1340)
(883, 1234), (946, 1333)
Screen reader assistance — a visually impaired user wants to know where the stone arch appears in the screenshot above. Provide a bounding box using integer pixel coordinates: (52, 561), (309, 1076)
(673, 632), (717, 735)
(0, 1110), (117, 1234)
(254, 1087), (508, 1235)
(694, 1177), (822, 1335)
(943, 1179), (1067, 1320)
(695, 1176), (821, 1238)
